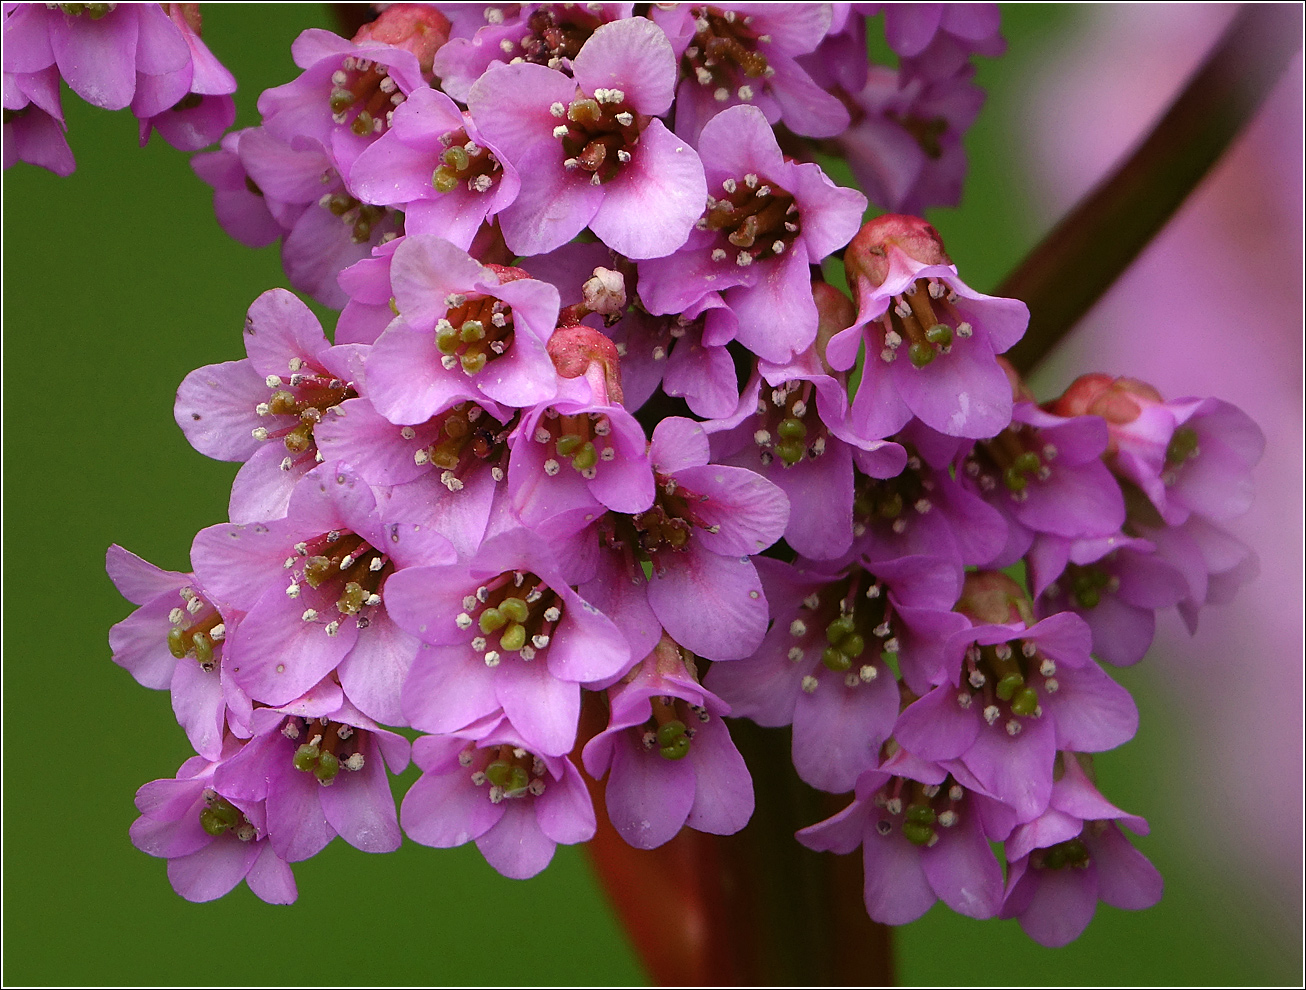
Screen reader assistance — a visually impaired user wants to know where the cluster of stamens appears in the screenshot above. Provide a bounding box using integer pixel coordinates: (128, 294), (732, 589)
(435, 291), (514, 376)
(500, 5), (601, 70)
(462, 742), (548, 803)
(1047, 561), (1119, 610)
(431, 126), (502, 195)
(877, 276), (971, 368)
(411, 402), (511, 491)
(1162, 424), (1200, 484)
(965, 424), (1058, 500)
(853, 454), (937, 537)
(318, 191), (390, 243)
(550, 88), (642, 185)
(455, 571), (564, 666)
(284, 716), (366, 785)
(166, 586), (226, 672)
(701, 172), (799, 267)
(640, 693), (710, 761)
(957, 637), (1056, 736)
(1031, 835), (1091, 871)
(198, 789), (256, 840)
(57, 3), (115, 17)
(328, 55), (404, 136)
(871, 774), (966, 848)
(683, 6), (773, 103)
(284, 530), (389, 635)
(535, 408), (614, 478)
(752, 379), (827, 467)
(787, 570), (898, 692)
(252, 358), (356, 466)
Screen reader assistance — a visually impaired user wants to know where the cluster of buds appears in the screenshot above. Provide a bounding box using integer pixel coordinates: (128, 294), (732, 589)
(64, 2), (1265, 950)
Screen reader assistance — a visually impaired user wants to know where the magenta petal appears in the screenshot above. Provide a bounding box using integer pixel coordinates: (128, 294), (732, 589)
(476, 799), (556, 879)
(106, 545), (187, 605)
(499, 140), (603, 256)
(677, 464), (790, 556)
(50, 7), (139, 110)
(1089, 823), (1163, 910)
(894, 685), (979, 761)
(167, 837), (260, 902)
(862, 833), (937, 924)
(793, 668), (897, 792)
(243, 288), (329, 377)
(244, 842), (297, 904)
(921, 813), (1003, 919)
(174, 359), (268, 462)
(684, 715), (753, 835)
(572, 16), (676, 115)
(965, 716), (1056, 823)
(495, 659), (580, 757)
(402, 643), (499, 733)
(534, 761), (596, 846)
(109, 595), (181, 690)
(548, 591), (631, 683)
(266, 764), (334, 862)
(604, 735), (695, 848)
(650, 416), (711, 473)
(1015, 867), (1099, 947)
(336, 611), (419, 726)
(318, 749), (402, 853)
(646, 545), (768, 661)
(403, 766), (504, 847)
(891, 337), (1012, 438)
(227, 443), (308, 524)
(1043, 662), (1139, 753)
(171, 659), (225, 761)
(796, 794), (872, 855)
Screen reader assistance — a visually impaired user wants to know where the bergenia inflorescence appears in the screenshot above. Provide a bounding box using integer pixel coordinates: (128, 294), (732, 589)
(40, 2), (1264, 949)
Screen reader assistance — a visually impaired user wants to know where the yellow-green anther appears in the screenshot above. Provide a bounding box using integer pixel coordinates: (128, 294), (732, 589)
(460, 351), (487, 375)
(777, 417), (808, 440)
(433, 167), (459, 192)
(776, 440), (806, 465)
(571, 442), (598, 471)
(838, 633), (865, 658)
(436, 326), (460, 353)
(505, 765), (530, 794)
(330, 90), (354, 114)
(822, 645), (851, 671)
(1043, 838), (1088, 870)
(826, 614), (856, 644)
(500, 622), (527, 652)
(1014, 451), (1042, 474)
(995, 672), (1024, 701)
(656, 720), (686, 749)
(499, 597), (529, 623)
(902, 821), (935, 846)
(460, 320), (485, 343)
(167, 627), (188, 659)
(442, 146), (470, 171)
(905, 804), (937, 826)
(479, 607), (506, 634)
(555, 434), (583, 456)
(568, 98), (601, 124)
(293, 743), (320, 772)
(199, 807), (230, 836)
(878, 492), (903, 518)
(925, 323), (952, 346)
(1010, 686), (1039, 716)
(314, 750), (340, 784)
(284, 424), (313, 454)
(351, 111), (374, 136)
(1166, 425), (1199, 466)
(192, 632), (213, 666)
(268, 390), (299, 415)
(337, 581), (367, 614)
(1003, 465), (1028, 492)
(1074, 586), (1100, 609)
(304, 556), (333, 588)
(909, 341), (936, 368)
(485, 761), (513, 788)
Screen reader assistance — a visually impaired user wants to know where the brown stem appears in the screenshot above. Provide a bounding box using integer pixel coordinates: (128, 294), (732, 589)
(1001, 4), (1303, 375)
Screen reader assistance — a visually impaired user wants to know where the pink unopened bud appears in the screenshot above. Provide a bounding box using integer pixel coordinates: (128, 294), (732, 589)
(845, 214), (950, 288)
(582, 267), (627, 317)
(1052, 373), (1163, 424)
(813, 281), (855, 374)
(353, 4), (451, 76)
(548, 324), (624, 406)
(957, 571), (1033, 626)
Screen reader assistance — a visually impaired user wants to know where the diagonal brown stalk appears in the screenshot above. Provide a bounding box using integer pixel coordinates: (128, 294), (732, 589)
(1002, 3), (1304, 375)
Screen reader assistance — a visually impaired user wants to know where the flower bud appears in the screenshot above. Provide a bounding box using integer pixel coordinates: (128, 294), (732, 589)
(845, 214), (950, 289)
(352, 3), (451, 77)
(956, 571), (1033, 626)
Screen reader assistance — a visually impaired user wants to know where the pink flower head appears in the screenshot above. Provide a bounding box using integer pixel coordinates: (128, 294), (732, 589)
(190, 129), (282, 248)
(130, 747), (297, 905)
(467, 16), (708, 259)
(175, 288), (364, 523)
(402, 713), (596, 880)
(1001, 752), (1161, 947)
(135, 3), (236, 152)
(881, 2), (1006, 82)
(2, 64), (74, 175)
(831, 214), (1028, 439)
(582, 633), (753, 849)
(638, 104), (867, 364)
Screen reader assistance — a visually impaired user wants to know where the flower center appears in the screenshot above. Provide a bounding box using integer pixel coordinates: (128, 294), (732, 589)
(682, 6), (772, 103)
(166, 586), (225, 672)
(58, 3), (116, 18)
(199, 789), (256, 840)
(956, 638), (1057, 735)
(876, 277), (972, 368)
(552, 88), (643, 185)
(516, 5), (602, 69)
(253, 365), (357, 467)
(702, 172), (800, 268)
(285, 530), (392, 635)
(454, 571), (565, 665)
(751, 379), (827, 467)
(1050, 561), (1119, 610)
(965, 424), (1059, 500)
(318, 191), (393, 243)
(430, 126), (503, 194)
(640, 693), (711, 761)
(328, 55), (405, 136)
(413, 402), (513, 491)
(284, 716), (368, 785)
(890, 112), (947, 160)
(463, 742), (548, 802)
(534, 408), (615, 479)
(435, 292), (515, 376)
(853, 452), (937, 537)
(1031, 836), (1091, 871)
(871, 775), (966, 848)
(786, 569), (899, 691)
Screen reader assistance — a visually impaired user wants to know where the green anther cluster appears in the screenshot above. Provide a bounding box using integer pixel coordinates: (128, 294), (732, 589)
(822, 614), (865, 671)
(437, 319), (491, 374)
(657, 720), (691, 760)
(60, 3), (114, 17)
(485, 760), (530, 795)
(350, 111), (376, 136)
(167, 622), (215, 668)
(775, 417), (808, 466)
(989, 645), (1040, 716)
(1040, 837), (1090, 870)
(1071, 566), (1111, 609)
(1003, 451), (1043, 493)
(303, 555), (335, 588)
(556, 433), (598, 471)
(173, 93), (204, 112)
(1166, 425), (1199, 467)
(432, 146), (471, 192)
(909, 341), (936, 368)
(925, 323), (953, 347)
(293, 740), (340, 785)
(901, 804), (938, 846)
(199, 795), (245, 837)
(337, 581), (368, 615)
(479, 596), (530, 652)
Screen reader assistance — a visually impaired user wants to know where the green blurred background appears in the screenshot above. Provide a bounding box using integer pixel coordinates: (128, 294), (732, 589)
(3, 5), (1300, 984)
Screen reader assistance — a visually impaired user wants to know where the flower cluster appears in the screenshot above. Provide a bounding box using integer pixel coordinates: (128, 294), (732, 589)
(76, 2), (1266, 949)
(2, 2), (236, 175)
